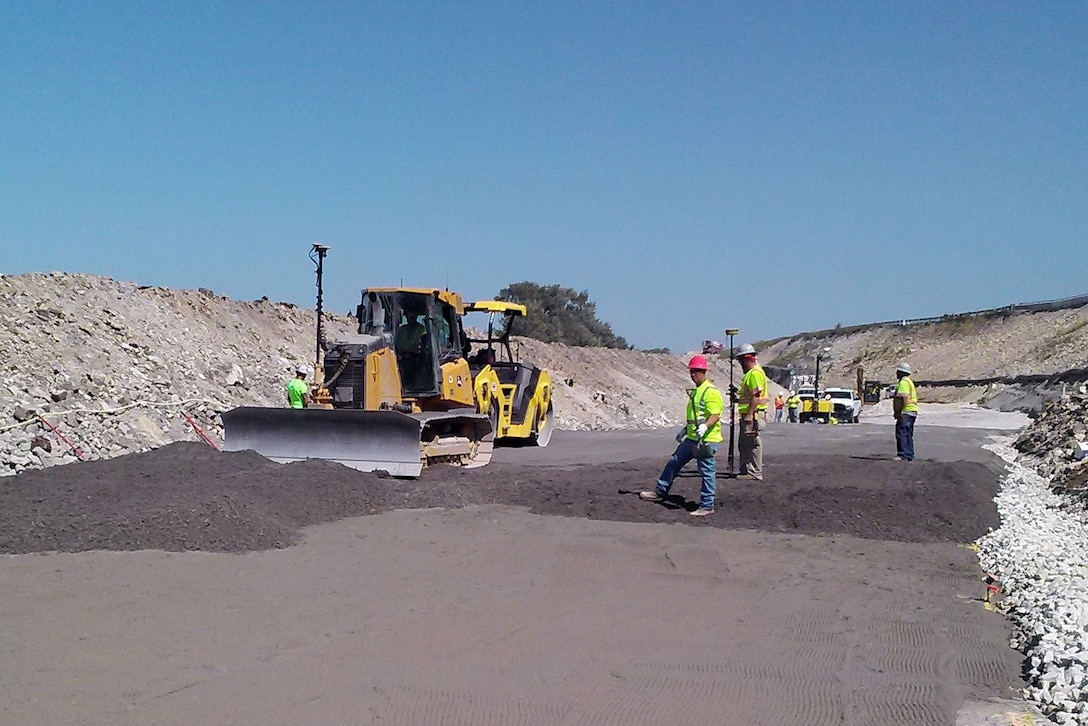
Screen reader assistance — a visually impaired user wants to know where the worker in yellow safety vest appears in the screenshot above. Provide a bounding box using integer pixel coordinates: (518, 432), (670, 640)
(786, 391), (801, 423)
(735, 344), (768, 480)
(639, 355), (723, 517)
(893, 361), (918, 461)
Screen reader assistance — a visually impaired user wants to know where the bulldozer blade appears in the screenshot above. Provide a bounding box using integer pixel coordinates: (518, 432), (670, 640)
(222, 407), (425, 477)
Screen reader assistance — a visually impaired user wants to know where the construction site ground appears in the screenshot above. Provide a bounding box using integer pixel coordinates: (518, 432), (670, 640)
(0, 410), (1040, 725)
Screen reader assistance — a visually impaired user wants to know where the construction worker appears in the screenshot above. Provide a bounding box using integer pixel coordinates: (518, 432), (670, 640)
(893, 361), (918, 460)
(786, 390), (801, 423)
(287, 367), (311, 409)
(640, 355), (723, 517)
(395, 299), (431, 390)
(395, 304), (428, 355)
(735, 343), (767, 480)
(773, 393), (785, 423)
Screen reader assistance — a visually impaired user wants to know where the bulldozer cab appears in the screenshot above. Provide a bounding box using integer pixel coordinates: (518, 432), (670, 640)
(360, 289), (467, 399)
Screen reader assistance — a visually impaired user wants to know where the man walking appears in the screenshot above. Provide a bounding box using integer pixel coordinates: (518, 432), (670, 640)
(735, 344), (768, 480)
(893, 361), (918, 460)
(640, 355), (723, 517)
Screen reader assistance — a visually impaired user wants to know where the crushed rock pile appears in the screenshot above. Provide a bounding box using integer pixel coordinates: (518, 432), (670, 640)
(1012, 387), (1088, 491)
(0, 272), (357, 475)
(979, 439), (1088, 725)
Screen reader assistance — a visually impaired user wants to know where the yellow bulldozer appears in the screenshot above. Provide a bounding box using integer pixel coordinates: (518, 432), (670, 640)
(222, 287), (553, 476)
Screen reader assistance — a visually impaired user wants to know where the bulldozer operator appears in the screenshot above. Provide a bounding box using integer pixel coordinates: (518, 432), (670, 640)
(395, 297), (430, 390)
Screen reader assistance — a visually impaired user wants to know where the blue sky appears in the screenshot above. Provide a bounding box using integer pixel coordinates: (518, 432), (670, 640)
(2, 2), (1085, 354)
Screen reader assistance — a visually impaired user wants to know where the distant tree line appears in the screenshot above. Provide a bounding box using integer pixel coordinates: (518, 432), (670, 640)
(496, 282), (630, 349)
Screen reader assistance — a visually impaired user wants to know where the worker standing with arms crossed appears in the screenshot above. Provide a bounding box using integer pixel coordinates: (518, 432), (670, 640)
(893, 361), (918, 460)
(735, 344), (768, 480)
(640, 355), (723, 517)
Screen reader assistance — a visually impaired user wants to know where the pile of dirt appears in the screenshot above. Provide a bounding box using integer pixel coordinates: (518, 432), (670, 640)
(0, 441), (1001, 554)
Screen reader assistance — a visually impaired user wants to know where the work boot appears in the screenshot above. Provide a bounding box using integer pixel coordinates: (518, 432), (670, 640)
(689, 507), (714, 517)
(639, 491), (664, 502)
(736, 474), (763, 481)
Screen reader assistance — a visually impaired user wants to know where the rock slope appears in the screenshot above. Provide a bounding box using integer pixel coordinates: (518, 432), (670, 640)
(760, 307), (1088, 390)
(2, 271), (1085, 476)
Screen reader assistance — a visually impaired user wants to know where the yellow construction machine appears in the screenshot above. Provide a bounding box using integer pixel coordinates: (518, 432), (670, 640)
(223, 287), (493, 476)
(797, 385), (833, 423)
(464, 300), (554, 447)
(222, 287), (554, 476)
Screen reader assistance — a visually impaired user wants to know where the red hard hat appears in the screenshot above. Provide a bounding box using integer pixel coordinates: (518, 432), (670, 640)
(688, 355), (708, 371)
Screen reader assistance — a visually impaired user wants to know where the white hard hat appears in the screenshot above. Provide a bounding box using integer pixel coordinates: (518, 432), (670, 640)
(736, 343), (757, 357)
(896, 361), (912, 374)
(296, 366), (308, 375)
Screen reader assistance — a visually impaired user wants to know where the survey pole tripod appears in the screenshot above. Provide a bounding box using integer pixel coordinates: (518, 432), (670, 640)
(726, 328), (738, 475)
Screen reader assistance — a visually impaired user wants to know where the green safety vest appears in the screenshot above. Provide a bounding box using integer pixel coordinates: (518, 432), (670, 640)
(287, 378), (308, 408)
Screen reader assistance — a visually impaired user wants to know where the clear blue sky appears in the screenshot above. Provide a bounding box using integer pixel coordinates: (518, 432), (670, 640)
(2, 2), (1085, 354)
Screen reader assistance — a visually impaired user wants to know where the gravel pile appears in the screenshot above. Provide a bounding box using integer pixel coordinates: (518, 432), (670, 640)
(1013, 387), (1088, 492)
(978, 438), (1088, 725)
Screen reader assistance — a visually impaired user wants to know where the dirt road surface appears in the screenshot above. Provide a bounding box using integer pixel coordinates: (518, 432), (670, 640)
(0, 414), (1038, 724)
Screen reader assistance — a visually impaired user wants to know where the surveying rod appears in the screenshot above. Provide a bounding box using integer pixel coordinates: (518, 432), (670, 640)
(726, 328), (738, 475)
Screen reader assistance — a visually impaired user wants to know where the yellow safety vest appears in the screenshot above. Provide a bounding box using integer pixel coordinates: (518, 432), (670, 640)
(738, 365), (768, 415)
(896, 376), (918, 413)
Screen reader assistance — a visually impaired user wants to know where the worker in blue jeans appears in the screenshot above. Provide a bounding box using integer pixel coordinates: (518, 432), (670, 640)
(893, 361), (918, 460)
(639, 355), (723, 517)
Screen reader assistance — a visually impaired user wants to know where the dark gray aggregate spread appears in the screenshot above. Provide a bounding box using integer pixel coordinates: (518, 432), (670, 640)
(0, 442), (1002, 554)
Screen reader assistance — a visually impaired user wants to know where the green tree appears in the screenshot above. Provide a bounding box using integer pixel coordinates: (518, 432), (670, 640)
(496, 282), (629, 349)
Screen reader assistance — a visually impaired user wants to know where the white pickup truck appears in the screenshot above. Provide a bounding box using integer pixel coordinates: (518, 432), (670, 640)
(824, 387), (862, 423)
